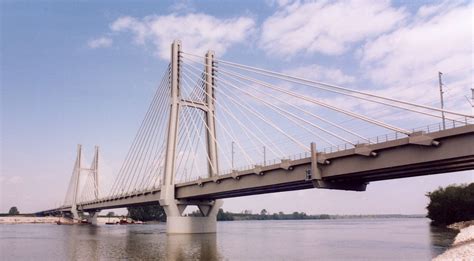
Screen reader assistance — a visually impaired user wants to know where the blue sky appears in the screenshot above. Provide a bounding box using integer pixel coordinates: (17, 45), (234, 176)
(1, 0), (473, 214)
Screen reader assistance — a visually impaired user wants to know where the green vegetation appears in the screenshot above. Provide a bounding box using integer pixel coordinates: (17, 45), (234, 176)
(426, 183), (474, 226)
(106, 211), (115, 217)
(8, 206), (19, 215)
(127, 204), (166, 222)
(214, 210), (421, 221)
(217, 208), (234, 221)
(124, 204), (424, 223)
(211, 209), (331, 221)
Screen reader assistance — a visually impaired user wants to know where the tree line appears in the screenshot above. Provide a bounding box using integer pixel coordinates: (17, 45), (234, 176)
(426, 183), (474, 226)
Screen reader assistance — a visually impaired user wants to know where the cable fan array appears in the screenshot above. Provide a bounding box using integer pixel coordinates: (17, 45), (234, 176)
(63, 145), (99, 205)
(78, 147), (99, 203)
(95, 50), (473, 199)
(177, 52), (473, 182)
(107, 66), (172, 198)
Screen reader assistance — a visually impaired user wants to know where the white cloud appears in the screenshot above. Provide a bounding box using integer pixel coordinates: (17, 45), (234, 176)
(284, 64), (355, 85)
(265, 0), (293, 7)
(260, 0), (406, 57)
(87, 36), (113, 49)
(169, 0), (196, 13)
(360, 2), (473, 113)
(0, 175), (23, 185)
(110, 13), (255, 60)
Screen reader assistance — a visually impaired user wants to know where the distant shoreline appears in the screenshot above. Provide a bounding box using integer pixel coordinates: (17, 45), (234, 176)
(214, 210), (425, 221)
(0, 216), (123, 225)
(0, 214), (426, 225)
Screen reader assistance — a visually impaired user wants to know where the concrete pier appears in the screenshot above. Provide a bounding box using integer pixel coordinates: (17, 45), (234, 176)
(163, 199), (223, 234)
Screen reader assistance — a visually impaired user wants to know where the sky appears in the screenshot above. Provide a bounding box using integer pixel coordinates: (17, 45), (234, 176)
(1, 0), (473, 215)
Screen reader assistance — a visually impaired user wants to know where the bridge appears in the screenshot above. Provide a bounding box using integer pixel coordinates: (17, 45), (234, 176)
(37, 40), (474, 233)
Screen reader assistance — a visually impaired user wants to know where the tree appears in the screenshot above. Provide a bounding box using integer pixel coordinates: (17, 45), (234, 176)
(8, 206), (19, 215)
(426, 183), (474, 225)
(259, 209), (268, 220)
(106, 211), (115, 217)
(217, 208), (234, 221)
(127, 204), (166, 222)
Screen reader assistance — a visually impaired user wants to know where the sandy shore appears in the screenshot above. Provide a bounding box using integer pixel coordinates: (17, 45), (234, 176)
(0, 216), (123, 224)
(0, 216), (72, 224)
(433, 222), (474, 261)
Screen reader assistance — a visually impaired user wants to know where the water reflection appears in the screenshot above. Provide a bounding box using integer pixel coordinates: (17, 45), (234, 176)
(167, 234), (220, 261)
(428, 225), (457, 257)
(65, 225), (100, 260)
(0, 219), (456, 260)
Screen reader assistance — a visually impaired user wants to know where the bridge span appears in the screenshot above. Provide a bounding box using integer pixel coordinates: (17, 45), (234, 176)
(39, 124), (474, 222)
(37, 41), (474, 234)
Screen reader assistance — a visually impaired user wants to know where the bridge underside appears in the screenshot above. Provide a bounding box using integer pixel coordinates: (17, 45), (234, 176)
(174, 125), (473, 199)
(50, 125), (472, 213)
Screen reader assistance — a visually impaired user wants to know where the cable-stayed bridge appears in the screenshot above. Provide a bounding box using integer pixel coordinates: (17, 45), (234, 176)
(37, 41), (474, 233)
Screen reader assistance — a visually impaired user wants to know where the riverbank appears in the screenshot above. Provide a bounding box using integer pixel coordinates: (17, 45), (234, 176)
(0, 216), (123, 224)
(433, 221), (474, 260)
(0, 216), (72, 224)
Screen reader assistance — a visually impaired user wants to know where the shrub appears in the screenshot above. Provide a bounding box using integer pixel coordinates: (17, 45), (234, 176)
(426, 183), (474, 225)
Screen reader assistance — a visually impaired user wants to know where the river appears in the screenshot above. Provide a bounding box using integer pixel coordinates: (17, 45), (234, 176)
(0, 218), (456, 260)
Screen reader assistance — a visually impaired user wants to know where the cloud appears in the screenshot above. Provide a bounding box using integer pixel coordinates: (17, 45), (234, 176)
(0, 175), (24, 185)
(360, 1), (473, 112)
(265, 0), (293, 7)
(110, 13), (255, 60)
(87, 36), (113, 49)
(283, 64), (355, 85)
(169, 0), (196, 13)
(260, 0), (406, 57)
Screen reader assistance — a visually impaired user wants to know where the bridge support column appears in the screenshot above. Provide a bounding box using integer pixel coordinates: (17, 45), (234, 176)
(161, 199), (223, 234)
(86, 211), (99, 225)
(160, 41), (223, 234)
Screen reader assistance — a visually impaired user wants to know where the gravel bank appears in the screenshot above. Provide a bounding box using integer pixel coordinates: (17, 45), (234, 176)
(433, 223), (474, 261)
(0, 216), (72, 224)
(0, 216), (122, 224)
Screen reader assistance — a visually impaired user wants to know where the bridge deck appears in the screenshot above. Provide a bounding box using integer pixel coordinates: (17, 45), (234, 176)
(38, 124), (474, 214)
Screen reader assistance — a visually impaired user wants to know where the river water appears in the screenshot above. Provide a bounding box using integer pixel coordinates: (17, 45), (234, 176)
(0, 218), (456, 260)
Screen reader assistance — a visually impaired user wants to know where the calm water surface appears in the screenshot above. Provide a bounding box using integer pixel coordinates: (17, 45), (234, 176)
(0, 218), (456, 260)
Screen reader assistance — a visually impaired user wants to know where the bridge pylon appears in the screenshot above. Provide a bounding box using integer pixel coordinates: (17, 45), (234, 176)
(70, 144), (82, 220)
(159, 40), (222, 234)
(63, 144), (101, 222)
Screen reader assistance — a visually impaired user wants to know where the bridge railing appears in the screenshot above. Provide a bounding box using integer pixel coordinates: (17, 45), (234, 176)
(76, 119), (472, 193)
(190, 119), (474, 184)
(321, 118), (473, 154)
